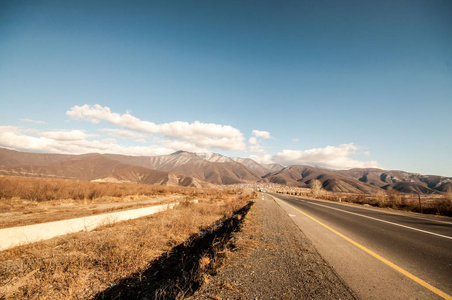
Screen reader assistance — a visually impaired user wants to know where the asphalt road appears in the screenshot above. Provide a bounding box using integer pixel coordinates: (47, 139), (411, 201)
(270, 193), (452, 299)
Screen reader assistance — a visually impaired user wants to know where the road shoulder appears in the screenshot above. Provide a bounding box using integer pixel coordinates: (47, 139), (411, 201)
(193, 195), (356, 299)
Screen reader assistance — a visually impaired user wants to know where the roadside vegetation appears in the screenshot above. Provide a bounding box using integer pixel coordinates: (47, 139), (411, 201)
(0, 176), (205, 203)
(0, 176), (252, 224)
(277, 182), (452, 217)
(0, 177), (256, 299)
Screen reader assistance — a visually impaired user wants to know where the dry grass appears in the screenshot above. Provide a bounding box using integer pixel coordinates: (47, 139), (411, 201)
(0, 176), (254, 228)
(0, 176), (229, 204)
(329, 190), (452, 216)
(0, 178), (257, 299)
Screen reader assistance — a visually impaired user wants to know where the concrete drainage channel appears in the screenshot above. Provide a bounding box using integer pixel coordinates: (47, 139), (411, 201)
(93, 201), (254, 300)
(0, 200), (198, 251)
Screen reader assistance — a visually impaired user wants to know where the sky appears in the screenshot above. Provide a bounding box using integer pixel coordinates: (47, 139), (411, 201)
(1, 0), (451, 176)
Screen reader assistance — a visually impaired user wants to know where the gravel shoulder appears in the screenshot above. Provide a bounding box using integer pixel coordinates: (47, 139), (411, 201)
(193, 194), (356, 299)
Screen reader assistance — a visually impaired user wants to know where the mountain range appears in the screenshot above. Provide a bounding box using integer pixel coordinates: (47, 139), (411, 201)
(0, 147), (450, 194)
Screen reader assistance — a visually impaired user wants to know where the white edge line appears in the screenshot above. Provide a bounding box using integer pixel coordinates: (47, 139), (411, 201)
(303, 200), (452, 240)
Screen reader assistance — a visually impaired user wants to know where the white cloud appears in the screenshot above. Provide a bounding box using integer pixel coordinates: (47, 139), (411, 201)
(0, 126), (51, 152)
(249, 144), (266, 154)
(3, 107), (382, 172)
(272, 143), (381, 170)
(20, 118), (47, 125)
(40, 130), (98, 141)
(67, 104), (246, 152)
(249, 154), (274, 164)
(0, 126), (173, 156)
(252, 129), (271, 139)
(292, 138), (299, 142)
(248, 129), (273, 155)
(99, 128), (146, 139)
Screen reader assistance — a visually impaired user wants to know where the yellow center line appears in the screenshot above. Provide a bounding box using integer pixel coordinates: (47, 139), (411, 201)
(277, 197), (452, 300)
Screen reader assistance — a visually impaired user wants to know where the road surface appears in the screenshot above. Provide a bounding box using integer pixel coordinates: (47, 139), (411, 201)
(270, 193), (452, 299)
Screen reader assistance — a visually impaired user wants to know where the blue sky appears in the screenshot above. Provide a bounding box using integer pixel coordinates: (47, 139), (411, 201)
(1, 0), (451, 176)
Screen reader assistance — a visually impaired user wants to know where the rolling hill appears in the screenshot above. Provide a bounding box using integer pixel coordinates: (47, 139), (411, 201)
(0, 149), (207, 187)
(337, 168), (452, 193)
(0, 147), (450, 194)
(104, 151), (263, 185)
(260, 165), (381, 194)
(262, 165), (452, 194)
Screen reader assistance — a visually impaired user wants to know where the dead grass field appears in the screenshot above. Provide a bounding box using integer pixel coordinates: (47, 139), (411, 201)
(0, 175), (205, 204)
(0, 176), (251, 228)
(0, 179), (256, 299)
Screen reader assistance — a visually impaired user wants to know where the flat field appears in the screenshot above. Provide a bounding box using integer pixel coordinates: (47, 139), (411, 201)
(0, 176), (246, 228)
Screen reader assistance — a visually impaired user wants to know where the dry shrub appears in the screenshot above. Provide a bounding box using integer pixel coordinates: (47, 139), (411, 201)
(429, 198), (452, 216)
(0, 176), (256, 213)
(386, 188), (401, 207)
(198, 255), (212, 272)
(0, 191), (253, 299)
(333, 189), (452, 216)
(0, 176), (189, 203)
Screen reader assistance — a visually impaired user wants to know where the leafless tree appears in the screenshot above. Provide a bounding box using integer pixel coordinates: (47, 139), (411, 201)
(446, 186), (452, 202)
(376, 189), (386, 205)
(310, 179), (322, 198)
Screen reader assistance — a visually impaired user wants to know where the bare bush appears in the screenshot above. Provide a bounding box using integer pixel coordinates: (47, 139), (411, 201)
(386, 188), (401, 207)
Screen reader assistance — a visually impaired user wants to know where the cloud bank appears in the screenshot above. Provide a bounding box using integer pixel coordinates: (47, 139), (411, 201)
(252, 130), (272, 139)
(67, 104), (246, 152)
(271, 144), (381, 169)
(40, 130), (98, 141)
(0, 126), (173, 156)
(0, 104), (381, 170)
(20, 119), (48, 125)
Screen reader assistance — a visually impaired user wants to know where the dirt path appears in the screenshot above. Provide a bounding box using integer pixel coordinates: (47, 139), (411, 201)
(193, 194), (356, 299)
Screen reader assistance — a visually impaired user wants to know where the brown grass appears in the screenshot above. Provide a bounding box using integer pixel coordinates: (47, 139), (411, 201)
(0, 188), (256, 299)
(359, 192), (449, 216)
(323, 190), (451, 216)
(0, 176), (255, 228)
(0, 176), (213, 204)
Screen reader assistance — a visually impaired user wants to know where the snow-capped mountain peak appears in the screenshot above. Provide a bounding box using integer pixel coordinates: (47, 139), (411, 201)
(195, 152), (234, 163)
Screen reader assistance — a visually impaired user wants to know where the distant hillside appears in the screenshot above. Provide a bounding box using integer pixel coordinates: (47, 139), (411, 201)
(337, 168), (452, 194)
(262, 165), (451, 194)
(230, 157), (284, 177)
(1, 147), (450, 194)
(261, 165), (381, 194)
(105, 151), (262, 185)
(0, 148), (270, 186)
(0, 149), (207, 187)
(0, 147), (72, 167)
